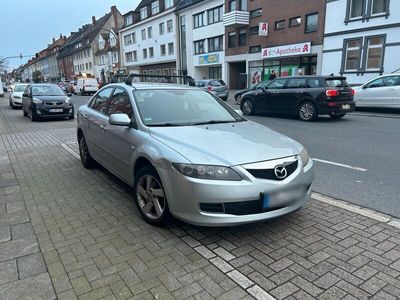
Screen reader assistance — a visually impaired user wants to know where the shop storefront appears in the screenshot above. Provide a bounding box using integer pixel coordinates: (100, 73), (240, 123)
(193, 52), (225, 80)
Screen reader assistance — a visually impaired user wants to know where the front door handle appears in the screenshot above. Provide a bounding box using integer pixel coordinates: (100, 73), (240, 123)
(100, 125), (108, 131)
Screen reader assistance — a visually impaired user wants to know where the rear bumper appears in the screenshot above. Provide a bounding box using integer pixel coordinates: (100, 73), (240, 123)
(318, 101), (356, 115)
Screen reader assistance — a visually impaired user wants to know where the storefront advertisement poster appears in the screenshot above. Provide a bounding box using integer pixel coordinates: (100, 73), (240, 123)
(250, 68), (263, 87)
(259, 22), (268, 36)
(199, 54), (220, 65)
(262, 42), (311, 59)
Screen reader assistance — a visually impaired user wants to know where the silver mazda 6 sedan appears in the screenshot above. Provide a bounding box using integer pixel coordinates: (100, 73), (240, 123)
(77, 80), (314, 226)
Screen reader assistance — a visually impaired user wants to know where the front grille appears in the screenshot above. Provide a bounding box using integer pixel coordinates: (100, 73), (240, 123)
(247, 160), (298, 181)
(200, 200), (283, 215)
(45, 101), (64, 106)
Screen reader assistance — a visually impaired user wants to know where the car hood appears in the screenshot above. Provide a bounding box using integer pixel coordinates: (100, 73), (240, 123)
(12, 92), (24, 97)
(149, 121), (302, 166)
(33, 95), (68, 101)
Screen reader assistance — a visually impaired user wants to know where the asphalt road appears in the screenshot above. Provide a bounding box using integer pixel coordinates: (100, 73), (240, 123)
(2, 93), (399, 218)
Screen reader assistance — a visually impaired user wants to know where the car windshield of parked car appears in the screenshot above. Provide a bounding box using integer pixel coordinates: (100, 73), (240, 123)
(32, 85), (65, 96)
(325, 79), (349, 88)
(13, 85), (26, 92)
(134, 89), (243, 126)
(209, 80), (225, 86)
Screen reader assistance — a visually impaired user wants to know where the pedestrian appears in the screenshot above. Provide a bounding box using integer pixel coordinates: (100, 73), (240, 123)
(268, 70), (277, 80)
(298, 69), (303, 76)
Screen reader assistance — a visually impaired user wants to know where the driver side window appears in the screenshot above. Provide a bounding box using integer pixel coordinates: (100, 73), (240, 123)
(107, 88), (133, 119)
(89, 88), (113, 114)
(268, 79), (287, 89)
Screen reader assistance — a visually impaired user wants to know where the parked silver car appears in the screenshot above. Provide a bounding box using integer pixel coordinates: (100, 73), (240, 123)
(77, 80), (314, 226)
(195, 79), (229, 101)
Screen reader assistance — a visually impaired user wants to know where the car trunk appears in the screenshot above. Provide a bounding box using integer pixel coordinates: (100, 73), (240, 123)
(325, 78), (354, 102)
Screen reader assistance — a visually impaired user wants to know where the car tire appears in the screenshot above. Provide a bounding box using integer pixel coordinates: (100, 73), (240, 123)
(69, 114), (75, 120)
(133, 166), (170, 226)
(29, 108), (38, 122)
(298, 102), (317, 121)
(221, 97), (227, 101)
(329, 113), (346, 119)
(241, 99), (255, 115)
(235, 94), (243, 105)
(78, 134), (96, 169)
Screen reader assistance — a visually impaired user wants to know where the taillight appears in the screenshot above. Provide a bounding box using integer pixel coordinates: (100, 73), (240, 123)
(326, 89), (339, 97)
(351, 89), (356, 95)
(208, 86), (214, 92)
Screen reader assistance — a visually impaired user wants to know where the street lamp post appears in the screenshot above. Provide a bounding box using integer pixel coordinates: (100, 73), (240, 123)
(100, 28), (121, 74)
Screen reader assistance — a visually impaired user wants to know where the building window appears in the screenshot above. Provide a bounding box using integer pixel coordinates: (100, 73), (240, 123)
(112, 52), (118, 63)
(125, 15), (133, 26)
(133, 51), (137, 61)
(132, 32), (136, 43)
(289, 16), (301, 27)
(168, 42), (174, 55)
(366, 36), (384, 70)
(229, 0), (236, 11)
(209, 67), (222, 79)
(151, 1), (159, 14)
(160, 44), (166, 56)
(165, 0), (173, 9)
(228, 32), (236, 48)
(249, 26), (259, 35)
(159, 22), (165, 35)
(141, 29), (146, 40)
(143, 48), (148, 59)
(344, 39), (362, 71)
(372, 0), (387, 15)
(238, 29), (247, 46)
(350, 0), (365, 19)
(250, 8), (262, 18)
(194, 40), (205, 54)
(249, 45), (261, 53)
(194, 12), (204, 28)
(167, 19), (173, 32)
(149, 47), (154, 58)
(148, 27), (153, 38)
(208, 36), (223, 52)
(140, 7), (147, 20)
(207, 6), (223, 25)
(239, 0), (247, 11)
(275, 20), (285, 30)
(305, 13), (318, 32)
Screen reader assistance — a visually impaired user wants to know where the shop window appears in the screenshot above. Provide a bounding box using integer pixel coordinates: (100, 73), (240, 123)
(250, 9), (262, 18)
(208, 36), (223, 53)
(249, 45), (261, 53)
(238, 29), (247, 46)
(344, 39), (362, 71)
(372, 0), (387, 15)
(275, 20), (285, 30)
(194, 12), (204, 28)
(289, 16), (301, 27)
(250, 26), (259, 35)
(366, 36), (384, 70)
(305, 13), (318, 32)
(228, 32), (236, 48)
(194, 40), (205, 54)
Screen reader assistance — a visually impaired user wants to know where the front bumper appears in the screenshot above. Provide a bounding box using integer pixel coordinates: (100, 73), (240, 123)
(12, 98), (22, 105)
(318, 101), (356, 115)
(33, 105), (74, 118)
(158, 158), (314, 226)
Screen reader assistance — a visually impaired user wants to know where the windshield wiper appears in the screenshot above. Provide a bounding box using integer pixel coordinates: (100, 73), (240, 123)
(191, 120), (238, 126)
(147, 123), (184, 127)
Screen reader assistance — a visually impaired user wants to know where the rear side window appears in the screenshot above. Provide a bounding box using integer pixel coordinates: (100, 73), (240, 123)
(107, 88), (133, 118)
(325, 79), (349, 88)
(286, 78), (307, 89)
(307, 79), (320, 88)
(89, 88), (113, 114)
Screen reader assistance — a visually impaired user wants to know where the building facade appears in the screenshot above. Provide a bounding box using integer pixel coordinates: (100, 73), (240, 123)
(223, 0), (326, 89)
(120, 0), (180, 80)
(175, 0), (225, 81)
(321, 0), (400, 85)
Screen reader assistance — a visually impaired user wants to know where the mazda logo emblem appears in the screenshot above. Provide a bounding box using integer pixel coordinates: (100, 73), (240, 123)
(274, 165), (288, 179)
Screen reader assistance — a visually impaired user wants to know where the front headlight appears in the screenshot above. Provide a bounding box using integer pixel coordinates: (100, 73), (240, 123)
(32, 97), (42, 104)
(300, 148), (310, 167)
(172, 163), (242, 181)
(65, 97), (71, 104)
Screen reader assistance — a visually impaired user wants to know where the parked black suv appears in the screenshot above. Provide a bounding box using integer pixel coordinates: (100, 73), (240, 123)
(240, 76), (355, 121)
(22, 84), (74, 121)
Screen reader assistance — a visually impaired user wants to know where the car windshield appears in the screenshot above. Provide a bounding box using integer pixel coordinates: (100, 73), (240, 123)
(13, 85), (26, 92)
(32, 85), (65, 96)
(133, 89), (243, 127)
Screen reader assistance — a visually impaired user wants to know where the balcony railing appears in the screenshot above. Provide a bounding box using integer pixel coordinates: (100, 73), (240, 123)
(223, 10), (250, 27)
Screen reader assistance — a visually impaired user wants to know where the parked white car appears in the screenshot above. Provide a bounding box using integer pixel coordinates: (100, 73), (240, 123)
(76, 78), (99, 96)
(9, 83), (28, 108)
(0, 78), (4, 97)
(354, 74), (400, 108)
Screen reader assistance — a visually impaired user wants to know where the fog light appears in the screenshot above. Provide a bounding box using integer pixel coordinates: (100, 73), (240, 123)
(36, 110), (41, 115)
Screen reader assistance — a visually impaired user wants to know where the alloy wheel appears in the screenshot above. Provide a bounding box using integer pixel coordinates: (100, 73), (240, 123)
(137, 175), (166, 220)
(299, 103), (315, 121)
(79, 137), (89, 163)
(242, 100), (254, 115)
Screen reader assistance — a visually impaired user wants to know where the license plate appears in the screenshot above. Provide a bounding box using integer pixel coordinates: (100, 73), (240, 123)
(262, 186), (305, 209)
(49, 109), (63, 113)
(342, 104), (351, 109)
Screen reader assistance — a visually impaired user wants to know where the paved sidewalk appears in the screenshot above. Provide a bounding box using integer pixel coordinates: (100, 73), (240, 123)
(1, 126), (400, 299)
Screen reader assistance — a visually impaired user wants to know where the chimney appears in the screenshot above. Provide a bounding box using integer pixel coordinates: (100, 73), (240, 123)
(111, 5), (119, 31)
(60, 33), (62, 39)
(92, 16), (96, 25)
(52, 37), (56, 43)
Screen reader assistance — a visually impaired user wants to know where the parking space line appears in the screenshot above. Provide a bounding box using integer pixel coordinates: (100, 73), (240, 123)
(313, 158), (367, 172)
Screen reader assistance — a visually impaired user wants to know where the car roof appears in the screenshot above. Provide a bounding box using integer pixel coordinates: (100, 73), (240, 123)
(29, 83), (59, 86)
(105, 82), (198, 91)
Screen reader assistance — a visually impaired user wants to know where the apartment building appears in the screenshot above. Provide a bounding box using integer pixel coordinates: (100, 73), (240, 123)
(120, 0), (180, 79)
(175, 0), (225, 81)
(321, 0), (400, 85)
(223, 0), (326, 89)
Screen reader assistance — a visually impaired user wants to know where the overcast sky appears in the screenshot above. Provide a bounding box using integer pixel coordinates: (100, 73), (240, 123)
(0, 0), (140, 71)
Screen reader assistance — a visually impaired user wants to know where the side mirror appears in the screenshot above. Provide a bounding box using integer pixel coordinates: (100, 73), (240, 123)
(262, 86), (269, 92)
(109, 113), (131, 126)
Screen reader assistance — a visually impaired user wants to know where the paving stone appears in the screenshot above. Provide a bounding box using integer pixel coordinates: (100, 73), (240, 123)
(0, 210), (29, 226)
(269, 257), (294, 273)
(71, 276), (92, 295)
(0, 272), (56, 300)
(270, 282), (299, 299)
(213, 247), (236, 261)
(158, 272), (183, 292)
(353, 264), (379, 280)
(150, 285), (174, 300)
(247, 285), (275, 300)
(58, 289), (78, 300)
(0, 259), (18, 286)
(210, 257), (234, 273)
(318, 286), (347, 300)
(0, 225), (11, 242)
(360, 275), (388, 295)
(0, 235), (39, 262)
(314, 272), (340, 289)
(78, 287), (112, 300)
(17, 253), (47, 279)
(109, 280), (132, 299)
(52, 273), (73, 293)
(226, 270), (253, 289)
(10, 222), (34, 239)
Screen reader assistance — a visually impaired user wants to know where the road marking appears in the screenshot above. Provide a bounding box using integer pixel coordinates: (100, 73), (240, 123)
(61, 143), (80, 160)
(313, 158), (367, 172)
